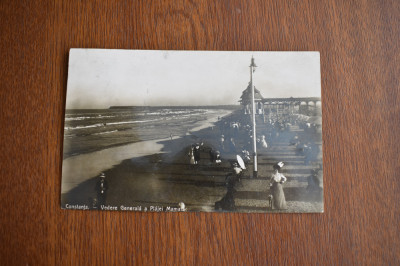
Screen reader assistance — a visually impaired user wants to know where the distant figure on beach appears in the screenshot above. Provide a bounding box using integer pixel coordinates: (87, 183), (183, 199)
(170, 133), (173, 140)
(193, 144), (201, 164)
(270, 162), (287, 210)
(96, 173), (108, 206)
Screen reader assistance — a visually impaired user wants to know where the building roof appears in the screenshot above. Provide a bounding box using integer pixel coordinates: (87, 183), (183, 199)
(239, 83), (264, 103)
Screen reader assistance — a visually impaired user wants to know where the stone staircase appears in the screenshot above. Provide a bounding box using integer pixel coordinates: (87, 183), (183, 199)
(232, 123), (322, 212)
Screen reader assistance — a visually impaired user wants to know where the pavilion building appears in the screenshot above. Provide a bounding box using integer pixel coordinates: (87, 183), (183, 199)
(239, 83), (264, 115)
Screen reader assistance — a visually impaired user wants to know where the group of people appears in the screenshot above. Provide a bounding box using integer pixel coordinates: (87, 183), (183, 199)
(193, 112), (322, 212)
(219, 134), (237, 153)
(215, 159), (288, 211)
(213, 118), (287, 210)
(188, 143), (202, 165)
(188, 142), (222, 165)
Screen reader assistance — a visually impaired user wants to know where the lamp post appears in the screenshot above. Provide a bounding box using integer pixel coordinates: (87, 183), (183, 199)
(250, 57), (258, 178)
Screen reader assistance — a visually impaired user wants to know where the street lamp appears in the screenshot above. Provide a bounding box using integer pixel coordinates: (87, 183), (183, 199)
(250, 57), (258, 178)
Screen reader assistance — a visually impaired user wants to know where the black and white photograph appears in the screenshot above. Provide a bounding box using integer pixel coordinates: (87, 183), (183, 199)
(61, 49), (323, 213)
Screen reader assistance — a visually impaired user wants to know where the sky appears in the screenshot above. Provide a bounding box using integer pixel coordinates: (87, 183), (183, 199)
(66, 49), (321, 109)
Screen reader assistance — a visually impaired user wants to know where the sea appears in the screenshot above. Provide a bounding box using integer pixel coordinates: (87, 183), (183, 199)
(63, 106), (236, 158)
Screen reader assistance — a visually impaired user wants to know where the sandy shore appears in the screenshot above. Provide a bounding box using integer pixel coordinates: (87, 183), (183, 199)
(188, 109), (232, 132)
(61, 109), (234, 194)
(62, 138), (167, 193)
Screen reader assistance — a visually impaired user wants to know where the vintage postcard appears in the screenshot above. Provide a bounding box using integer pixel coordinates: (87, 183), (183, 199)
(61, 49), (323, 213)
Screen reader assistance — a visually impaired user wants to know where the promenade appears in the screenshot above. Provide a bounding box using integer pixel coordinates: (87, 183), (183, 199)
(62, 110), (323, 213)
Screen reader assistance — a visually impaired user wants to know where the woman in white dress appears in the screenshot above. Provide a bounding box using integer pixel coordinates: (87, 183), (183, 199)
(261, 135), (268, 148)
(188, 147), (195, 165)
(270, 162), (287, 210)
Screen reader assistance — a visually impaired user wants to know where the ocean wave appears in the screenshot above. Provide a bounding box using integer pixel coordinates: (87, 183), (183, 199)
(65, 115), (116, 121)
(65, 123), (105, 130)
(93, 130), (118, 135)
(64, 119), (160, 130)
(106, 119), (159, 125)
(145, 109), (207, 116)
(65, 116), (93, 121)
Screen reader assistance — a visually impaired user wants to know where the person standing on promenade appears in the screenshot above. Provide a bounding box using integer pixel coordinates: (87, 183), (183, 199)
(96, 173), (108, 206)
(188, 147), (195, 165)
(215, 157), (245, 211)
(260, 135), (268, 149)
(209, 149), (221, 164)
(270, 162), (287, 210)
(220, 134), (225, 151)
(229, 137), (236, 153)
(193, 143), (201, 164)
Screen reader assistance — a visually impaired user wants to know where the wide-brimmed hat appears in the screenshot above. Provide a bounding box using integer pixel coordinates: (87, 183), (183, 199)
(273, 162), (284, 170)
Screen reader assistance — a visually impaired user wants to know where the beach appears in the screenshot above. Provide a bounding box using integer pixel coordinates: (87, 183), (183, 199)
(63, 107), (235, 158)
(61, 109), (323, 213)
(61, 109), (233, 194)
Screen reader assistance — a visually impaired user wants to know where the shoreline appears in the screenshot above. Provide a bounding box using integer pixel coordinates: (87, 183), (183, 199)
(61, 138), (167, 194)
(61, 109), (234, 194)
(62, 109), (233, 159)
